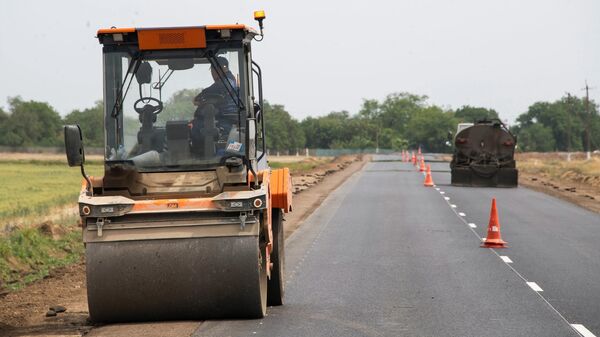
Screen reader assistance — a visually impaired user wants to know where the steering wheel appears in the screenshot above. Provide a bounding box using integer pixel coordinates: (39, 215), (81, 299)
(220, 154), (245, 167)
(134, 97), (163, 115)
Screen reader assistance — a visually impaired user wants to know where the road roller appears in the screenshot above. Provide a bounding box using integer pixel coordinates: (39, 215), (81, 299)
(63, 11), (292, 322)
(450, 119), (518, 187)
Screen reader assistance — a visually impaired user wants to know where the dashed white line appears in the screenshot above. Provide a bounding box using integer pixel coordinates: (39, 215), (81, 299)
(527, 282), (543, 292)
(435, 187), (440, 191)
(440, 191), (445, 194)
(458, 212), (466, 217)
(571, 324), (596, 337)
(442, 186), (584, 335)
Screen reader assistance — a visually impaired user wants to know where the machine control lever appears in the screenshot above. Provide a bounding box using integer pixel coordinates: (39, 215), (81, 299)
(239, 212), (247, 230)
(95, 218), (110, 237)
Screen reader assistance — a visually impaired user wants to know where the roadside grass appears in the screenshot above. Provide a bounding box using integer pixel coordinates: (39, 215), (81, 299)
(517, 158), (600, 179)
(0, 159), (100, 290)
(270, 157), (333, 174)
(0, 217), (83, 291)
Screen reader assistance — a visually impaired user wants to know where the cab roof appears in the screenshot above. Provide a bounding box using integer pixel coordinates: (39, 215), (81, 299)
(97, 24), (257, 35)
(97, 25), (257, 50)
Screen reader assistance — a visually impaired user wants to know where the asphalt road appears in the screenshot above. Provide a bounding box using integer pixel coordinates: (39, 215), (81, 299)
(192, 155), (598, 337)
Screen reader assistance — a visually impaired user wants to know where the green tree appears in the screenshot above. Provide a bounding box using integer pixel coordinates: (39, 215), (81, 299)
(378, 92), (428, 136)
(514, 95), (597, 151)
(0, 108), (7, 123)
(301, 111), (350, 149)
(517, 123), (555, 151)
(263, 102), (305, 153)
(0, 97), (62, 146)
(63, 101), (104, 147)
(301, 110), (375, 149)
(454, 105), (499, 122)
(404, 106), (458, 152)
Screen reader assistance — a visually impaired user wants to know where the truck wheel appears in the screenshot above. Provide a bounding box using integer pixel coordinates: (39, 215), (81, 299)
(267, 208), (285, 306)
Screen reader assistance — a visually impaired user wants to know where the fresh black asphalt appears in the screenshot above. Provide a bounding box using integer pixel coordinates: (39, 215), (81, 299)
(193, 155), (596, 336)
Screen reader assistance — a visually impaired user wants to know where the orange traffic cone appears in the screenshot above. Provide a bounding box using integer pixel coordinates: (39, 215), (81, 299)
(418, 146), (422, 155)
(424, 164), (434, 187)
(412, 152), (417, 165)
(419, 156), (426, 172)
(481, 198), (508, 248)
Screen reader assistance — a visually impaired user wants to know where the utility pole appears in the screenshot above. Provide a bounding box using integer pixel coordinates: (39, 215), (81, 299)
(582, 81), (595, 160)
(566, 93), (572, 161)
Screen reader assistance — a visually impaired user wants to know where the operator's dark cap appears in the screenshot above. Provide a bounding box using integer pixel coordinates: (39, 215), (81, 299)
(211, 56), (229, 69)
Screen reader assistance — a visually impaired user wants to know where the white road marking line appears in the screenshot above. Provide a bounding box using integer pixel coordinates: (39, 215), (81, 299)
(458, 212), (466, 217)
(500, 256), (513, 263)
(468, 223), (477, 228)
(450, 204), (457, 208)
(571, 324), (596, 337)
(527, 282), (543, 292)
(444, 197), (450, 200)
(440, 191), (445, 194)
(435, 187), (440, 191)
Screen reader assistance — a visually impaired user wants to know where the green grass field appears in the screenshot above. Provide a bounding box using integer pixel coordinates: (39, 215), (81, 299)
(0, 160), (103, 220)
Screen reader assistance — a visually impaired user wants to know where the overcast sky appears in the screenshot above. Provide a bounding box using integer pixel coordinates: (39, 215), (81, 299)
(0, 0), (598, 123)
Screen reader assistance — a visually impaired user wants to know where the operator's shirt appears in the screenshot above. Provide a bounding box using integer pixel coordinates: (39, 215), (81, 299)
(196, 72), (239, 117)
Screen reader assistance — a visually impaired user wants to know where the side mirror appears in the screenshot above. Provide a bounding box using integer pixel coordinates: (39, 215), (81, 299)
(64, 125), (85, 167)
(135, 62), (153, 84)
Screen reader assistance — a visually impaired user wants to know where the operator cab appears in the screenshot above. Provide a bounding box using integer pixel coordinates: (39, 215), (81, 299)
(99, 26), (261, 172)
(85, 25), (267, 197)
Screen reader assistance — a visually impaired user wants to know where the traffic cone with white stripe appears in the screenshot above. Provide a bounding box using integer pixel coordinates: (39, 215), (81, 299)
(424, 164), (434, 187)
(412, 152), (417, 166)
(419, 156), (426, 172)
(481, 198), (507, 248)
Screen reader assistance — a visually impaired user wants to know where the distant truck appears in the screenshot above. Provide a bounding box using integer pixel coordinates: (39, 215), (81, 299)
(450, 119), (518, 187)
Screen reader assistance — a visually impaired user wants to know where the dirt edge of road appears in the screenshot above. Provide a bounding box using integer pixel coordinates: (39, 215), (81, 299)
(519, 173), (600, 214)
(0, 155), (369, 337)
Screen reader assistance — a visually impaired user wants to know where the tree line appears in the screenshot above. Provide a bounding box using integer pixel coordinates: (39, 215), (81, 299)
(264, 92), (599, 153)
(0, 92), (598, 153)
(0, 97), (104, 148)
